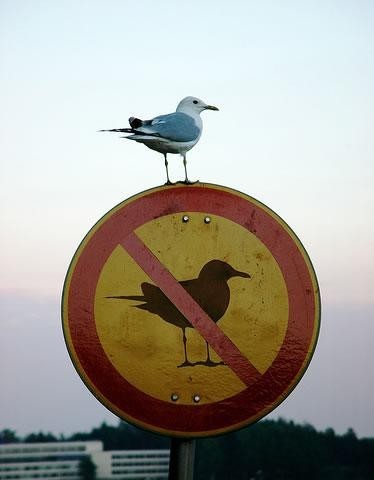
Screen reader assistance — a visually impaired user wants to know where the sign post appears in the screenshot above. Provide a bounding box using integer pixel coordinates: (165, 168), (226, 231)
(169, 438), (196, 480)
(62, 183), (320, 474)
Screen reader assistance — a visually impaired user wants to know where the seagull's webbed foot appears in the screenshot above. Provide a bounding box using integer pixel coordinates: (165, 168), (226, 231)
(165, 180), (175, 185)
(182, 179), (199, 185)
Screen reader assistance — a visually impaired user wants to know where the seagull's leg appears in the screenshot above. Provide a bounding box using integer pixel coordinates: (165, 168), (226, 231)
(182, 153), (190, 184)
(181, 153), (198, 184)
(164, 153), (172, 185)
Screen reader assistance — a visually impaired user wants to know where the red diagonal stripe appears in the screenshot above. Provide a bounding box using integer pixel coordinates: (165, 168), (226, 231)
(121, 231), (261, 388)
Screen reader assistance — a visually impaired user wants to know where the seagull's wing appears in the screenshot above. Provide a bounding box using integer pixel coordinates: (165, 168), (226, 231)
(135, 112), (200, 142)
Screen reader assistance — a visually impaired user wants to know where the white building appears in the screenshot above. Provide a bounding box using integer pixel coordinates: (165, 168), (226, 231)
(92, 450), (170, 480)
(0, 441), (102, 480)
(0, 442), (170, 480)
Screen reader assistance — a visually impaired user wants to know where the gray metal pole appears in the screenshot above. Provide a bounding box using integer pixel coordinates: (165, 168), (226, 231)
(168, 437), (196, 480)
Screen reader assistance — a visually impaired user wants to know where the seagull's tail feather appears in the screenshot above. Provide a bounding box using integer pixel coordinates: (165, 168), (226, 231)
(99, 128), (133, 133)
(99, 127), (158, 139)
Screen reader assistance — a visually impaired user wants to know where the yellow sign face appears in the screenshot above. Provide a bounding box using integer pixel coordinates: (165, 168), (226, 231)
(95, 213), (289, 404)
(62, 184), (320, 437)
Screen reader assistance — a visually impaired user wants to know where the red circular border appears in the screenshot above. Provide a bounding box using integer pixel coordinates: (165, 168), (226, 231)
(64, 185), (319, 436)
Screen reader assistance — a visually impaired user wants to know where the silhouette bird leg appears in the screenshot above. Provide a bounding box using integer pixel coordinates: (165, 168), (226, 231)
(164, 153), (173, 185)
(204, 340), (225, 367)
(206, 341), (212, 363)
(178, 327), (194, 368)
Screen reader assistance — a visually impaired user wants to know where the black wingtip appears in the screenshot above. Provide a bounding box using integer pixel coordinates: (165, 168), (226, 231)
(129, 117), (143, 129)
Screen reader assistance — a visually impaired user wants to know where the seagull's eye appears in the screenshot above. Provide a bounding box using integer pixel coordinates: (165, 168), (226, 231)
(193, 100), (198, 104)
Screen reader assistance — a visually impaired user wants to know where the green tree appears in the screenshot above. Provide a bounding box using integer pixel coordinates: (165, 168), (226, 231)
(24, 431), (57, 443)
(0, 429), (19, 444)
(79, 456), (96, 480)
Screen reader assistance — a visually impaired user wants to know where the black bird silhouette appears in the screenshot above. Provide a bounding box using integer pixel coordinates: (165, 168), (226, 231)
(106, 260), (250, 367)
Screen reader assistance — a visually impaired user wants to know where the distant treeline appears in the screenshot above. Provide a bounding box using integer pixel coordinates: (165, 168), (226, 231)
(1, 419), (373, 479)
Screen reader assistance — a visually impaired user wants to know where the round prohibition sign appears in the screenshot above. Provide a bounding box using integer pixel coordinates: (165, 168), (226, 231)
(62, 183), (320, 437)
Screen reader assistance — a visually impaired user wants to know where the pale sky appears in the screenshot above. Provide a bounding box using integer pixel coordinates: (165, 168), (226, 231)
(1, 0), (373, 438)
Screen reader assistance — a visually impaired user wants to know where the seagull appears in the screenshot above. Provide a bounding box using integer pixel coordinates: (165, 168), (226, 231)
(106, 260), (250, 367)
(100, 96), (219, 184)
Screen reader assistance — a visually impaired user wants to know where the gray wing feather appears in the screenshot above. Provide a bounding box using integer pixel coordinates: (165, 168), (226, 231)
(137, 112), (200, 142)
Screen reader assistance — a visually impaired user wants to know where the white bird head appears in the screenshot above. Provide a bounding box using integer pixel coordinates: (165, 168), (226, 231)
(176, 96), (219, 115)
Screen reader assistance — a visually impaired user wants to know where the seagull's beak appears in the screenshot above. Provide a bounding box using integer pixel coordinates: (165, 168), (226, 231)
(205, 104), (219, 111)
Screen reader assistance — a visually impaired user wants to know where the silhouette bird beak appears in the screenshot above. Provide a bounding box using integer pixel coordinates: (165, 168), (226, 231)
(233, 269), (251, 279)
